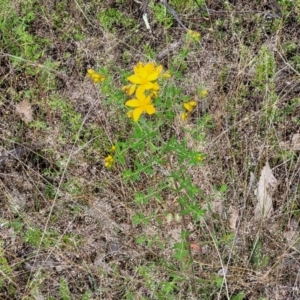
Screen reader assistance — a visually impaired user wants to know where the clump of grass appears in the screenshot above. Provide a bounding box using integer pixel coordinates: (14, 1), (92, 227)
(98, 8), (136, 33)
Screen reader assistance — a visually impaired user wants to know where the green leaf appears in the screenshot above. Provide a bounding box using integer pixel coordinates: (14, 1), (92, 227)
(231, 291), (245, 300)
(173, 242), (189, 261)
(59, 278), (70, 300)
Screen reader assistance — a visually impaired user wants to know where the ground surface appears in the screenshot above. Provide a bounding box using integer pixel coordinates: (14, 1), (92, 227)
(1, 0), (300, 299)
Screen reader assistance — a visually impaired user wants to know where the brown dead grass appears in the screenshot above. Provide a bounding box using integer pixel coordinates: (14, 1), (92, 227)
(1, 0), (300, 299)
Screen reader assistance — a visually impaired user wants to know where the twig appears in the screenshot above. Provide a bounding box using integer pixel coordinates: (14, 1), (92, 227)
(160, 0), (188, 31)
(274, 47), (300, 77)
(142, 13), (152, 33)
(142, 0), (152, 33)
(1, 53), (69, 82)
(0, 268), (18, 288)
(142, 0), (150, 14)
(198, 9), (265, 15)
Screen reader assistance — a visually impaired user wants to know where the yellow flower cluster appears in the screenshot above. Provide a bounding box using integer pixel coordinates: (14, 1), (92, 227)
(183, 101), (197, 112)
(87, 69), (106, 83)
(123, 62), (171, 122)
(196, 154), (202, 162)
(181, 89), (207, 121)
(181, 100), (197, 121)
(104, 145), (116, 168)
(199, 90), (208, 97)
(104, 155), (114, 168)
(187, 30), (201, 42)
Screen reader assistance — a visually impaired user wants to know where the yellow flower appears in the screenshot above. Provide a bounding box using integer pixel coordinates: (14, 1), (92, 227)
(104, 155), (114, 168)
(161, 70), (171, 79)
(181, 112), (189, 121)
(187, 30), (201, 42)
(122, 84), (136, 95)
(125, 86), (156, 122)
(183, 100), (197, 112)
(110, 145), (116, 153)
(196, 155), (202, 162)
(87, 69), (106, 83)
(200, 89), (208, 97)
(149, 82), (160, 97)
(127, 62), (163, 90)
(126, 110), (134, 119)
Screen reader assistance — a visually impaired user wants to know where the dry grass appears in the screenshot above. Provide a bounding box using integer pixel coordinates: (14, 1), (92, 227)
(1, 0), (300, 299)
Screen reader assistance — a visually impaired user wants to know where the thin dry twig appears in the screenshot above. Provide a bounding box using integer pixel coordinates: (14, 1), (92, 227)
(160, 0), (188, 31)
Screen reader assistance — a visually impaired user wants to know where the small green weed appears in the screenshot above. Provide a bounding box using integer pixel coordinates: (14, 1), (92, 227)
(169, 0), (202, 12)
(59, 278), (71, 300)
(0, 0), (47, 75)
(150, 2), (174, 28)
(0, 241), (13, 288)
(85, 31), (207, 297)
(254, 45), (276, 91)
(48, 95), (83, 142)
(98, 8), (136, 33)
